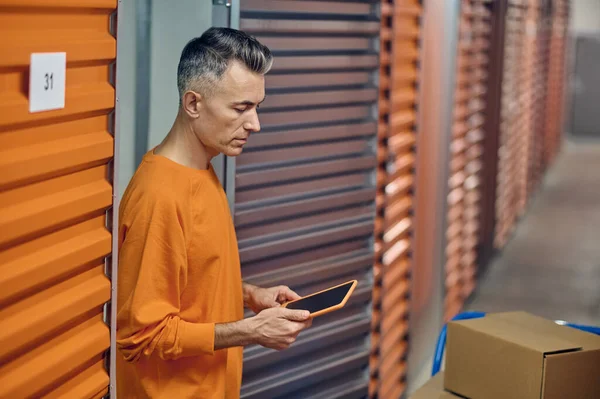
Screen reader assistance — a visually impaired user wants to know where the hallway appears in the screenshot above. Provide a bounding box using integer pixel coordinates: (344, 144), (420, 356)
(466, 140), (600, 326)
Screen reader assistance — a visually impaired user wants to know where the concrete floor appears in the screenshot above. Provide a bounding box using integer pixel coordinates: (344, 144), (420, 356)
(466, 139), (600, 326)
(407, 140), (600, 395)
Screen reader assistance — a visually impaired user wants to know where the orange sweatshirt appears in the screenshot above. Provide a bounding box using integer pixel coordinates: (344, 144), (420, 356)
(116, 150), (244, 399)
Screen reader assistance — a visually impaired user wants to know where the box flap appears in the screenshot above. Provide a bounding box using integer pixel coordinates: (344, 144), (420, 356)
(409, 373), (462, 399)
(489, 311), (600, 350)
(456, 315), (582, 354)
(542, 348), (600, 399)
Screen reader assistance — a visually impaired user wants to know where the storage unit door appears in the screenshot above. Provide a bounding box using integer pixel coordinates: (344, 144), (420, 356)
(444, 0), (493, 320)
(495, 0), (528, 249)
(494, 0), (562, 249)
(544, 0), (569, 165)
(527, 0), (550, 195)
(370, 1), (422, 398)
(0, 1), (117, 398)
(236, 1), (379, 398)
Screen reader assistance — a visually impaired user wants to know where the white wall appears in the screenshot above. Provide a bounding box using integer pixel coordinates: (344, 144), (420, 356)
(115, 0), (138, 197)
(148, 0), (213, 148)
(116, 0), (213, 197)
(571, 0), (600, 33)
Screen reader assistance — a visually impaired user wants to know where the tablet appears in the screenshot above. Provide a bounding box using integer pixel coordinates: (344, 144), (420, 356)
(283, 280), (358, 318)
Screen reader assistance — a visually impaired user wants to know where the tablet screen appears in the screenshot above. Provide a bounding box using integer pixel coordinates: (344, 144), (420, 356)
(286, 281), (355, 314)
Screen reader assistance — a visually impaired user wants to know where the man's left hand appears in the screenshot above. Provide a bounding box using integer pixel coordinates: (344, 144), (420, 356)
(245, 284), (301, 314)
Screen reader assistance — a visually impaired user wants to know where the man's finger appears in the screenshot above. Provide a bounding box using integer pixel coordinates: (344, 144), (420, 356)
(300, 318), (313, 330)
(265, 298), (280, 308)
(279, 286), (301, 302)
(281, 308), (310, 321)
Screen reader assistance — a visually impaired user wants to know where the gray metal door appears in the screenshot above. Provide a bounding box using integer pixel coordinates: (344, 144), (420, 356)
(570, 34), (600, 138)
(232, 1), (380, 398)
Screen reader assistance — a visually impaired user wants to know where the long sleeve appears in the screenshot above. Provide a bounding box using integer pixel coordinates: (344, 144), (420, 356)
(116, 201), (215, 362)
(116, 151), (245, 398)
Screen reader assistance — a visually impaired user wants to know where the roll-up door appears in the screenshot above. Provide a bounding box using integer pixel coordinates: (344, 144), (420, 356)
(494, 0), (564, 250)
(526, 0), (550, 195)
(519, 0), (537, 209)
(495, 0), (528, 249)
(521, 0), (555, 205)
(478, 0), (507, 270)
(236, 1), (379, 398)
(544, 0), (569, 165)
(370, 1), (421, 398)
(444, 0), (492, 320)
(0, 1), (116, 398)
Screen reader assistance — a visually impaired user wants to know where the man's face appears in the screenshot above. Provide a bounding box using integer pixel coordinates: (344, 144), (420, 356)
(191, 61), (265, 157)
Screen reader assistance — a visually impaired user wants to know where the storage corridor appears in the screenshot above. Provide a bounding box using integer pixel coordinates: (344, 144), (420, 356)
(466, 140), (600, 326)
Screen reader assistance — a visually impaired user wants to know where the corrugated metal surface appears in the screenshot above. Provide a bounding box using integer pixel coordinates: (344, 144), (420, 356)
(526, 0), (549, 196)
(370, 0), (421, 398)
(495, 0), (528, 249)
(494, 0), (567, 250)
(236, 1), (378, 398)
(444, 0), (492, 321)
(519, 0), (537, 211)
(478, 0), (507, 271)
(544, 0), (569, 165)
(0, 1), (116, 398)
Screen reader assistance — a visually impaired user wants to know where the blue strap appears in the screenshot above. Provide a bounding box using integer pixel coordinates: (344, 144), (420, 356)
(562, 322), (600, 336)
(431, 311), (486, 376)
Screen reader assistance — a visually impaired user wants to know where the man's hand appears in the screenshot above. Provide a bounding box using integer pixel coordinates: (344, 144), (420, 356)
(244, 283), (301, 314)
(248, 307), (312, 351)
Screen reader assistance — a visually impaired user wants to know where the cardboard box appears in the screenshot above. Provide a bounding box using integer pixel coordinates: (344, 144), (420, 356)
(409, 373), (461, 399)
(445, 311), (600, 399)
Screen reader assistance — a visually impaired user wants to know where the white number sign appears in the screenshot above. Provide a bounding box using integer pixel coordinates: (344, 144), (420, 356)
(29, 52), (66, 113)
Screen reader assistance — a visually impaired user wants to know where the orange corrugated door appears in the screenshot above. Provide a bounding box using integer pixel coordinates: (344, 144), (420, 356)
(495, 0), (527, 249)
(444, 0), (491, 320)
(370, 1), (421, 398)
(544, 0), (569, 165)
(0, 1), (116, 398)
(495, 0), (559, 249)
(519, 0), (537, 212)
(527, 0), (549, 195)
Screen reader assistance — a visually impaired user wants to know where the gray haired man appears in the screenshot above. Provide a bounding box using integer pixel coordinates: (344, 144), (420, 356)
(116, 27), (312, 399)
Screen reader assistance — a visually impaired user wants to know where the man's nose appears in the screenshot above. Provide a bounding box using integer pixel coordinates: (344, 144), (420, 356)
(245, 109), (261, 133)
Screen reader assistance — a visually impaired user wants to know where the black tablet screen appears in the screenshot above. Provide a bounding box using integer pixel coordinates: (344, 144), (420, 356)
(286, 282), (354, 314)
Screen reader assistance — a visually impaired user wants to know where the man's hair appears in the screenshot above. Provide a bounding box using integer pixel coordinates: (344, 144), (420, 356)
(177, 27), (273, 100)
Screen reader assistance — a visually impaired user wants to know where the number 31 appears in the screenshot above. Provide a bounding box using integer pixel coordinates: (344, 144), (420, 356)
(44, 72), (54, 90)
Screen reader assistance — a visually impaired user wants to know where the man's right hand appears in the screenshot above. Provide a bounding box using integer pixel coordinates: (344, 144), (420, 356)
(249, 307), (312, 351)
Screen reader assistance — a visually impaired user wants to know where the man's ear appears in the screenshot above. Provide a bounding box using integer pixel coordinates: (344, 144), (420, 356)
(182, 91), (202, 118)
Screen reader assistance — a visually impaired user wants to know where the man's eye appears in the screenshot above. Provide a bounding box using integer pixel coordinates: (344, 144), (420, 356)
(235, 108), (246, 113)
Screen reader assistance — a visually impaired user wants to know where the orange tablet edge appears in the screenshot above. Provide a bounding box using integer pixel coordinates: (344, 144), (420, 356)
(282, 279), (358, 318)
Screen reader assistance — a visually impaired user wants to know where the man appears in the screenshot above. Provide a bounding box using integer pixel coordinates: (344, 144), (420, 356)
(116, 27), (312, 399)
